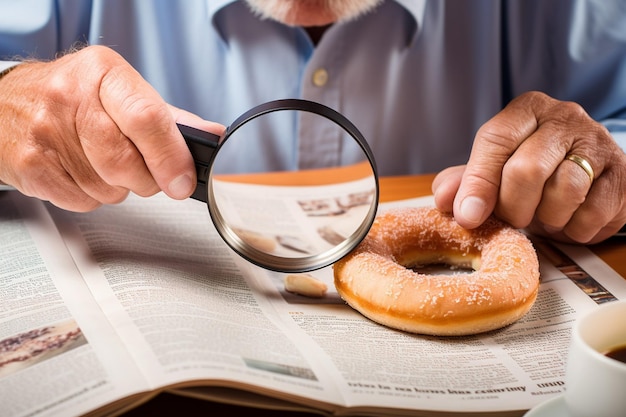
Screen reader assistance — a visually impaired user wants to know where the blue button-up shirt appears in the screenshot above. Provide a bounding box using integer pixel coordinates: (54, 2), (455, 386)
(1, 0), (625, 175)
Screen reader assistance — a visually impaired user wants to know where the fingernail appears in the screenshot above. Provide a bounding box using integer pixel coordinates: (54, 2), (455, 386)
(168, 174), (193, 199)
(460, 196), (487, 225)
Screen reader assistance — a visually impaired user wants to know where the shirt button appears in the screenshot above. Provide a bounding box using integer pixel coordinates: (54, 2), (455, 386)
(312, 68), (328, 87)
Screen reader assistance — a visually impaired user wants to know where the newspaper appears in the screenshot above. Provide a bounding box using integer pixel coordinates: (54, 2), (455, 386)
(0, 183), (625, 417)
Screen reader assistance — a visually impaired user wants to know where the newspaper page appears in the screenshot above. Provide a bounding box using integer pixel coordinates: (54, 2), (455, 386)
(0, 192), (152, 417)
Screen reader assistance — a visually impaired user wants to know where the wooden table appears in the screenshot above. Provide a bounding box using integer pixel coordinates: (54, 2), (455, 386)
(122, 173), (626, 417)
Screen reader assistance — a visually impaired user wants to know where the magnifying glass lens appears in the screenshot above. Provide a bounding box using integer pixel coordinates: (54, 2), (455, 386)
(182, 100), (378, 273)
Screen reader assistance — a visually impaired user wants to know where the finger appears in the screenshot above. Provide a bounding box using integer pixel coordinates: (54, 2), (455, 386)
(76, 108), (160, 198)
(96, 48), (196, 200)
(37, 172), (106, 212)
(14, 140), (105, 212)
(453, 94), (547, 228)
(534, 156), (593, 232)
(562, 164), (623, 243)
(432, 165), (465, 214)
(494, 121), (570, 228)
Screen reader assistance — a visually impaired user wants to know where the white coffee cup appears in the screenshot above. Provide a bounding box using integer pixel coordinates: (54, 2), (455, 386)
(564, 300), (626, 417)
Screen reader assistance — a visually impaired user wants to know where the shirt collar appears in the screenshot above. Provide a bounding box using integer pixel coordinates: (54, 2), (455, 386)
(207, 0), (426, 46)
(394, 0), (427, 46)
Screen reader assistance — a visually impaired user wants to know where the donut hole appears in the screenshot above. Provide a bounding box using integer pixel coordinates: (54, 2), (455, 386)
(399, 252), (481, 276)
(409, 262), (474, 275)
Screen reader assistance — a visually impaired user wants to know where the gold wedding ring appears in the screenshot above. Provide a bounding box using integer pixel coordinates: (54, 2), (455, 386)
(565, 154), (594, 183)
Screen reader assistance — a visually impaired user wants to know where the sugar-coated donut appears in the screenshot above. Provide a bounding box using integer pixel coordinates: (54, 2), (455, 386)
(333, 207), (540, 336)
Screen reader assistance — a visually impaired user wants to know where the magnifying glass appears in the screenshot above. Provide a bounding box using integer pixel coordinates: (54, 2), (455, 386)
(177, 99), (379, 273)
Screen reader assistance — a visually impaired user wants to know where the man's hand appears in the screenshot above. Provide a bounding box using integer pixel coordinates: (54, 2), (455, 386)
(433, 91), (626, 244)
(0, 45), (224, 212)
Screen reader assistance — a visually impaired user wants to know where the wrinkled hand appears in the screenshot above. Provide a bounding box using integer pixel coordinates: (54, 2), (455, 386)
(0, 45), (224, 212)
(432, 91), (626, 244)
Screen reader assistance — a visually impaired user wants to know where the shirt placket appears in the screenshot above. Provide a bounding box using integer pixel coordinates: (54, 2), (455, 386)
(297, 30), (344, 169)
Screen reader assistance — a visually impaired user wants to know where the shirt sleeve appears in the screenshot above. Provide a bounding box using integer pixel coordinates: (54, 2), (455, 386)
(0, 61), (19, 73)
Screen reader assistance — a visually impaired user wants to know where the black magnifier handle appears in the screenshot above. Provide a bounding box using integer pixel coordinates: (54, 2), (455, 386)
(177, 123), (220, 202)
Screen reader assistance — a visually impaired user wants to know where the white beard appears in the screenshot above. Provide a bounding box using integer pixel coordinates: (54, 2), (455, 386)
(245, 0), (384, 26)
